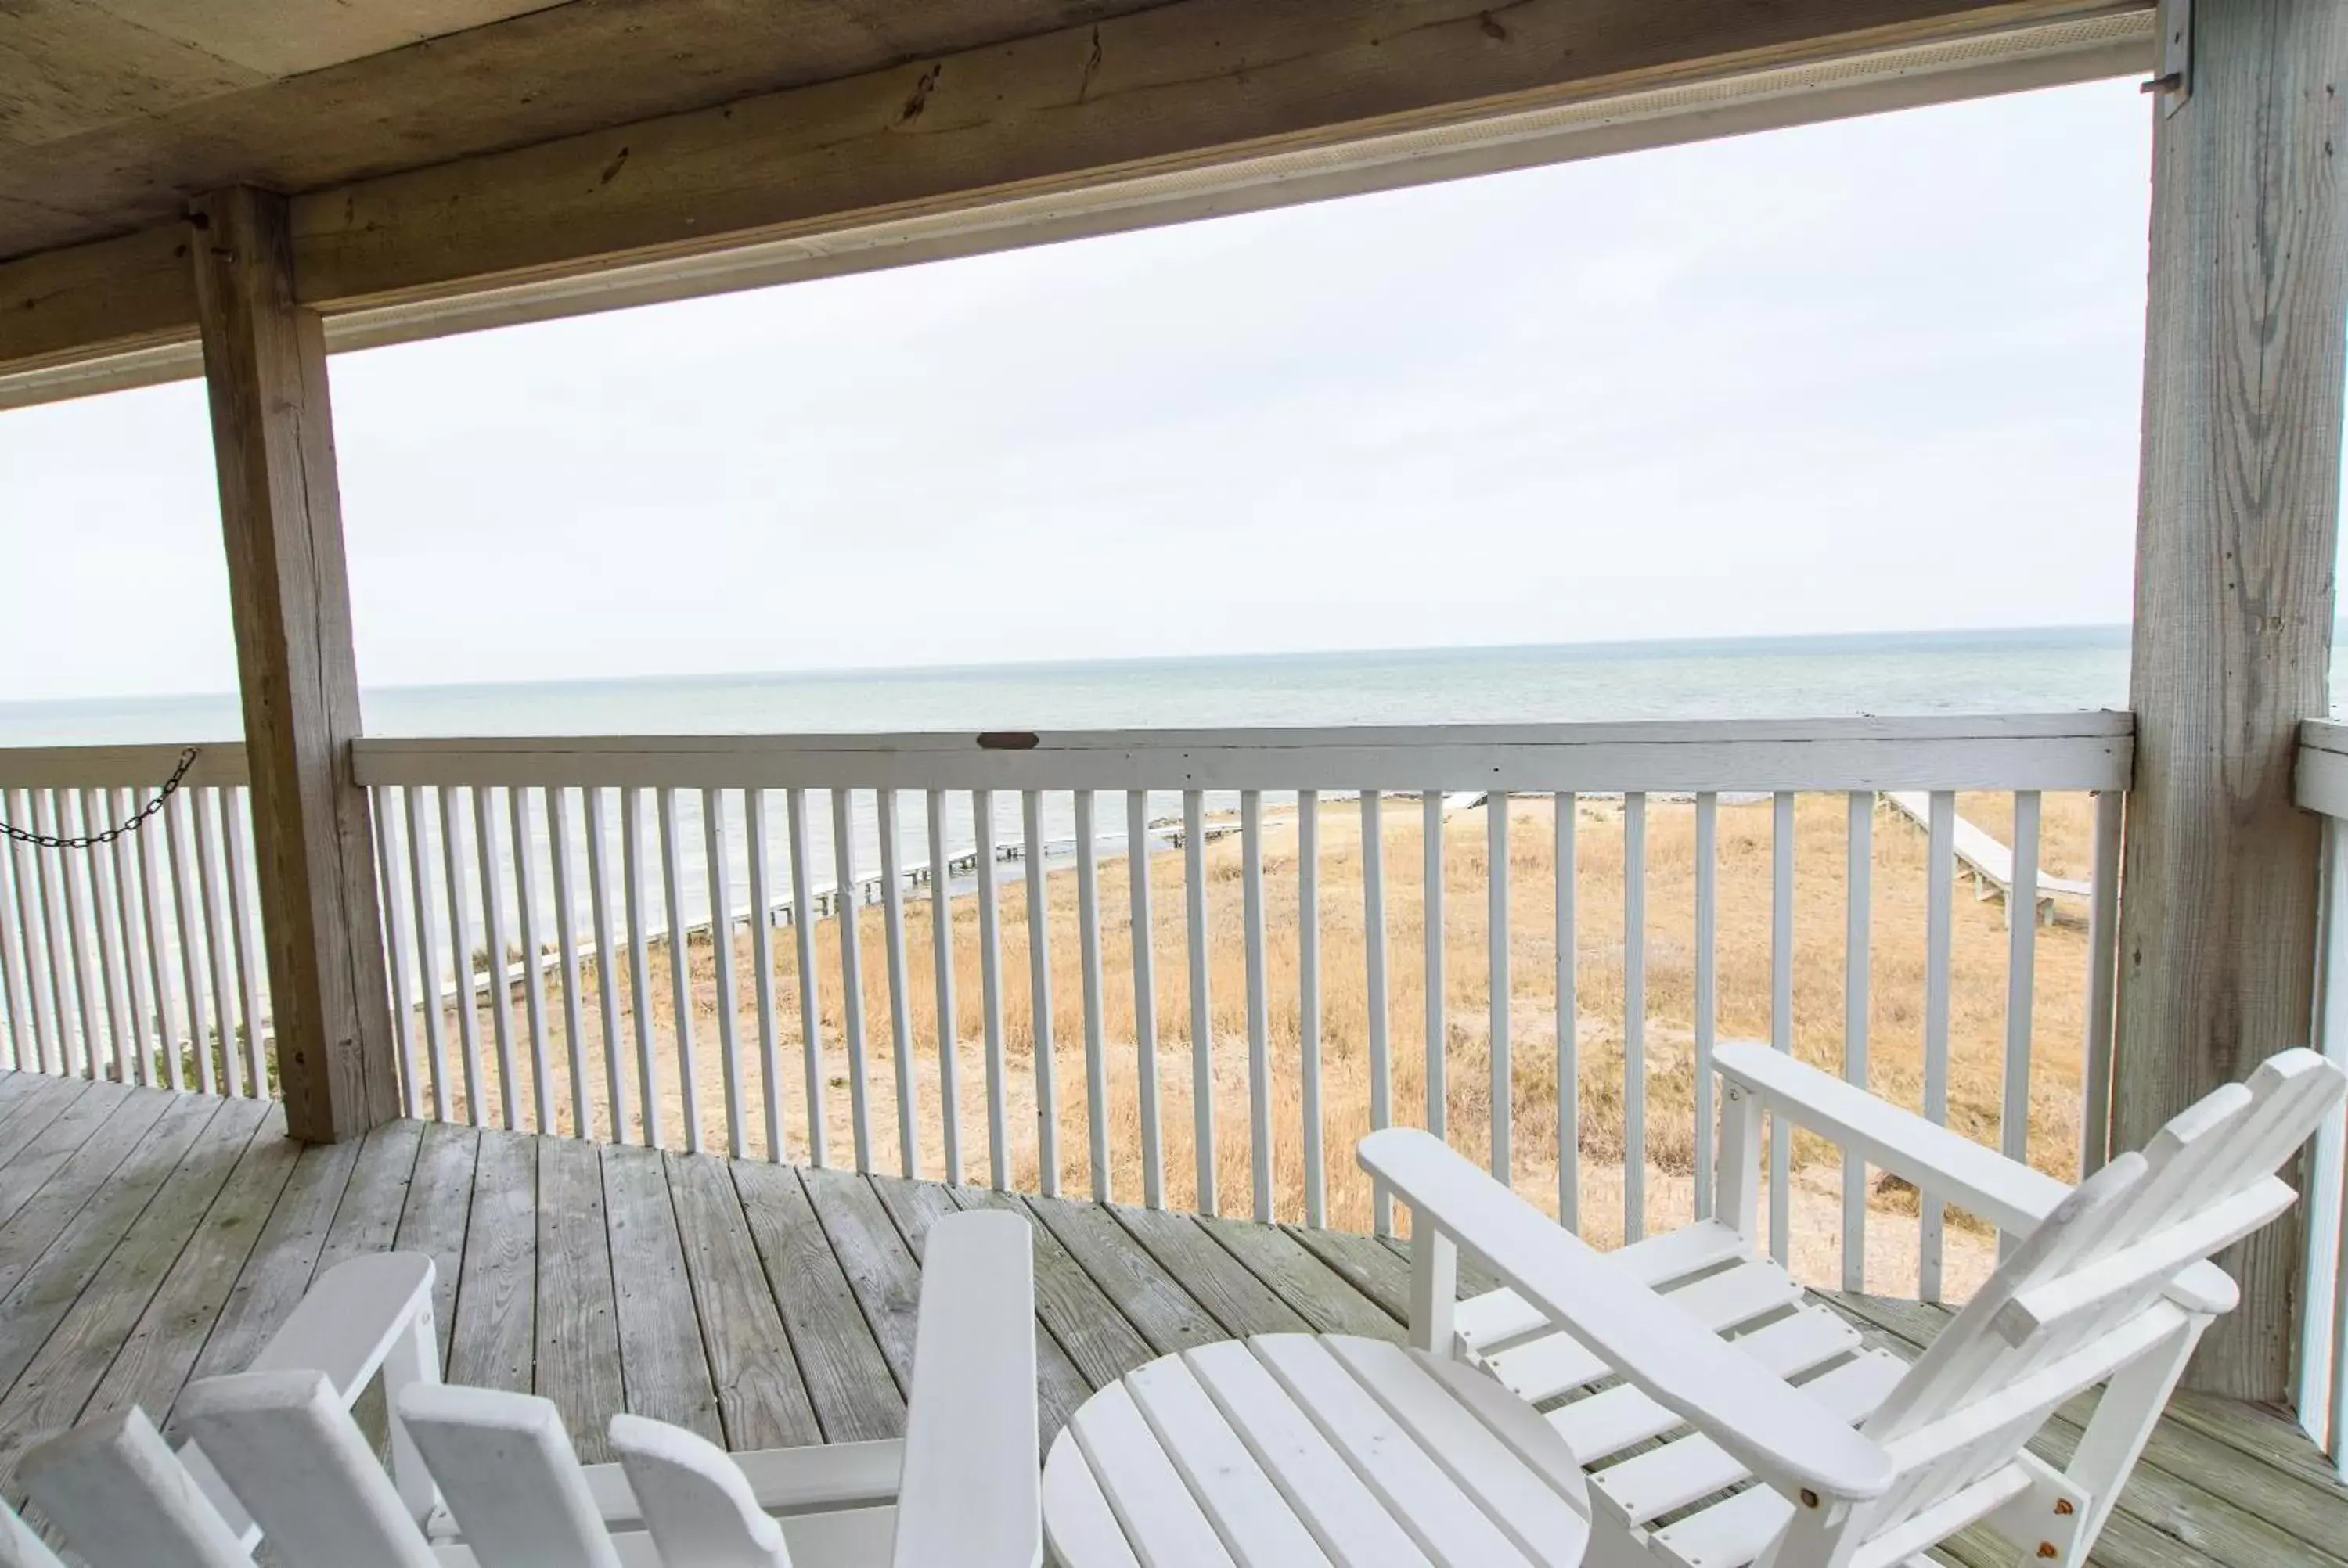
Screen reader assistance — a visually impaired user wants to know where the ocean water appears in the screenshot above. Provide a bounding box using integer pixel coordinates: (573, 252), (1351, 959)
(0, 626), (2152, 746)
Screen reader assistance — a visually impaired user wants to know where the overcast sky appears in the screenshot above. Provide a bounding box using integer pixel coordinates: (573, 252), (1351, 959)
(0, 77), (2163, 703)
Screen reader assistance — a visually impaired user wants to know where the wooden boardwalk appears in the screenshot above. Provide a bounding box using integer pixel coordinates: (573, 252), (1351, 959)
(0, 1069), (2340, 1567)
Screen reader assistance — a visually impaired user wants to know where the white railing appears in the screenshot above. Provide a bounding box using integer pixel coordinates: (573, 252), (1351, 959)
(0, 743), (275, 1099)
(351, 713), (2130, 1300)
(2293, 719), (2348, 1474)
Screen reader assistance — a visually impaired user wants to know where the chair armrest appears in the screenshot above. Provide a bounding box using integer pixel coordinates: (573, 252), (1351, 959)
(892, 1211), (1040, 1568)
(1359, 1129), (1895, 1505)
(1710, 1042), (2235, 1314)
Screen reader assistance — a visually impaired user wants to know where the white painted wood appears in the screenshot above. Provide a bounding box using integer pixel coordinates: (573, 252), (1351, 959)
(512, 787), (556, 1135)
(31, 794), (77, 1077)
(1364, 790), (1394, 1235)
(582, 787), (632, 1144)
(608, 1415), (790, 1568)
(1118, 1354), (1331, 1566)
(698, 789), (745, 1156)
(374, 789), (423, 1117)
(974, 789), (1009, 1189)
(1486, 792), (1509, 1189)
(0, 1496), (67, 1568)
(746, 789), (787, 1163)
(836, 787), (874, 1173)
(1299, 790), (1325, 1226)
(1921, 789), (1956, 1302)
(405, 787), (449, 1120)
(1075, 790), (1111, 1203)
(443, 786), (488, 1125)
(9, 792), (61, 1077)
(1241, 790), (1272, 1222)
(1411, 1226), (1458, 1359)
(135, 786), (184, 1091)
(81, 790), (131, 1081)
(1882, 791), (2090, 918)
(1023, 789), (1058, 1196)
(1845, 790), (1873, 1293)
(659, 787), (705, 1154)
(926, 788), (961, 1185)
(1424, 789), (1446, 1143)
(1041, 1441), (1141, 1568)
(1128, 789), (1161, 1209)
(1692, 792), (1716, 1224)
(222, 790), (272, 1096)
(477, 787), (522, 1129)
(1624, 791), (1647, 1244)
(1183, 789), (1215, 1216)
(1068, 1384), (1238, 1568)
(787, 787), (827, 1167)
(53, 793), (103, 1079)
(0, 800), (38, 1074)
(185, 789), (237, 1092)
(546, 786), (592, 1139)
(891, 1211), (1040, 1568)
(877, 788), (919, 1180)
(620, 787), (661, 1149)
(98, 789), (146, 1080)
(1770, 789), (1795, 1265)
(18, 1407), (254, 1568)
(2082, 789), (2124, 1178)
(2002, 789), (2044, 1261)
(114, 788), (161, 1085)
(398, 1383), (625, 1568)
(1555, 793), (1578, 1232)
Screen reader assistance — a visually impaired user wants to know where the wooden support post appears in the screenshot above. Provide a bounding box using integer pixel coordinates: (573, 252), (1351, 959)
(189, 186), (398, 1142)
(2116, 0), (2348, 1399)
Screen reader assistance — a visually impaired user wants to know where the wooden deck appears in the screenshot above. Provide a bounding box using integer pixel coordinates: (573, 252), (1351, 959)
(0, 1069), (2340, 1567)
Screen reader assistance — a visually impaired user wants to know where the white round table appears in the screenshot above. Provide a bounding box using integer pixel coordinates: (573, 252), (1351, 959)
(1042, 1332), (1590, 1566)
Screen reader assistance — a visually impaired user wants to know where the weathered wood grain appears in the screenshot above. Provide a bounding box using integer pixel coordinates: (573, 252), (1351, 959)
(447, 1127), (535, 1392)
(664, 1152), (820, 1449)
(731, 1160), (901, 1443)
(534, 1133), (622, 1463)
(312, 1117), (423, 1275)
(1282, 1222), (1414, 1322)
(0, 1088), (172, 1302)
(602, 1142), (719, 1440)
(798, 1167), (925, 1395)
(189, 185), (396, 1143)
(1021, 1194), (1220, 1356)
(2113, 0), (2348, 1401)
(0, 1095), (266, 1499)
(0, 1079), (129, 1231)
(1201, 1215), (1399, 1339)
(0, 1070), (82, 1163)
(1109, 1205), (1306, 1338)
(185, 1131), (362, 1383)
(393, 1118), (480, 1369)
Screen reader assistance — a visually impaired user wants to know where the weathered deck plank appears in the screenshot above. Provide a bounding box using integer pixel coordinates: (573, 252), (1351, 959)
(923, 1183), (1104, 1444)
(603, 1142), (721, 1441)
(1021, 1192), (1222, 1355)
(0, 1088), (173, 1304)
(732, 1160), (901, 1443)
(394, 1119), (481, 1371)
(188, 1135), (362, 1386)
(535, 1135), (624, 1464)
(666, 1152), (821, 1451)
(448, 1128), (536, 1393)
(798, 1167), (925, 1397)
(1200, 1214), (1399, 1339)
(313, 1119), (424, 1276)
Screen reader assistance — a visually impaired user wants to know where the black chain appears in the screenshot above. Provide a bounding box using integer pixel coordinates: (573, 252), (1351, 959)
(0, 748), (201, 850)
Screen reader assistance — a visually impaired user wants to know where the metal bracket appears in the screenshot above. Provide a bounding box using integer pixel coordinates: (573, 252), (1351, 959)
(2144, 0), (2191, 116)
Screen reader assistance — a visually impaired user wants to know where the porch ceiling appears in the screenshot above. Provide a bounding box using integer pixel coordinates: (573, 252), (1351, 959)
(0, 0), (2155, 405)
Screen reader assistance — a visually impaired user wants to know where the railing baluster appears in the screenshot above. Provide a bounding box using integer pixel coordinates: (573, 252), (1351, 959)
(0, 804), (31, 1073)
(1363, 790), (1392, 1235)
(1920, 789), (1956, 1302)
(621, 786), (661, 1149)
(834, 788), (873, 1172)
(583, 788), (630, 1142)
(194, 790), (242, 1096)
(746, 789), (787, 1162)
(1770, 790), (1795, 1266)
(475, 786), (521, 1128)
(658, 786), (704, 1154)
(7, 792), (59, 1077)
(1843, 790), (1873, 1293)
(1183, 789), (1215, 1216)
(975, 789), (1009, 1189)
(373, 788), (422, 1117)
(1075, 790), (1111, 1203)
(29, 794), (75, 1077)
(1022, 789), (1058, 1196)
(53, 792), (101, 1079)
(81, 789), (131, 1081)
(1624, 791), (1648, 1245)
(2000, 789), (2044, 1260)
(441, 786), (486, 1124)
(1299, 790), (1324, 1228)
(108, 789), (154, 1085)
(227, 790), (273, 1096)
(1557, 793), (1579, 1232)
(703, 788), (745, 1158)
(546, 787), (591, 1139)
(1241, 789), (1272, 1222)
(1128, 789), (1161, 1208)
(786, 787), (827, 1167)
(2081, 789), (2124, 1177)
(405, 788), (448, 1120)
(512, 786), (555, 1135)
(135, 788), (182, 1091)
(1486, 790), (1508, 1186)
(927, 789), (962, 1185)
(163, 790), (211, 1095)
(1424, 789), (1446, 1141)
(1692, 793), (1719, 1222)
(878, 788), (919, 1180)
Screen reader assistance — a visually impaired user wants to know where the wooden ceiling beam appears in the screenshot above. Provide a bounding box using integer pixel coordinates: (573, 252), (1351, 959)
(0, 0), (2152, 397)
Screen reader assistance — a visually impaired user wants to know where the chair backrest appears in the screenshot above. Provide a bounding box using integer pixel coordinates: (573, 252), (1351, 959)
(1843, 1048), (2345, 1560)
(15, 1405), (253, 1568)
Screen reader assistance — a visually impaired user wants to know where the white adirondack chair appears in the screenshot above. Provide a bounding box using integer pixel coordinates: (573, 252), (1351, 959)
(9, 1208), (1039, 1568)
(1359, 1042), (2346, 1568)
